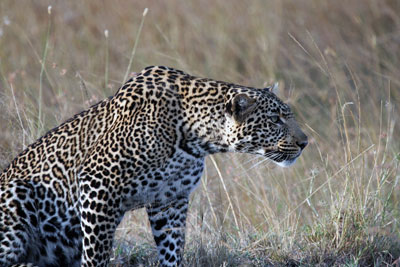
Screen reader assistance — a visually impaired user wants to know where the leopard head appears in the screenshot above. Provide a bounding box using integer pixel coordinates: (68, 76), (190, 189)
(224, 85), (308, 167)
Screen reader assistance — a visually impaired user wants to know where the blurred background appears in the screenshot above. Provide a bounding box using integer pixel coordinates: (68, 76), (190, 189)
(0, 1), (399, 266)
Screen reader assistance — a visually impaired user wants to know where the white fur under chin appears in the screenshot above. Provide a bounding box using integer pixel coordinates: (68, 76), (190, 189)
(275, 158), (297, 167)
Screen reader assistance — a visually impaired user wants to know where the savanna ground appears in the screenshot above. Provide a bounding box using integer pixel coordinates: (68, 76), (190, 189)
(0, 1), (399, 266)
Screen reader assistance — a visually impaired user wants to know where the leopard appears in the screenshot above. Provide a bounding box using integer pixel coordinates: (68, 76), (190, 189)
(0, 66), (308, 267)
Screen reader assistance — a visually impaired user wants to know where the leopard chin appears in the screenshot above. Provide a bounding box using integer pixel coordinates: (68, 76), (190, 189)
(274, 157), (298, 167)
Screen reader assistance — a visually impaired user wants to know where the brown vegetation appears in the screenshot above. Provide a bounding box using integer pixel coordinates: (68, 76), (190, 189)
(0, 1), (399, 266)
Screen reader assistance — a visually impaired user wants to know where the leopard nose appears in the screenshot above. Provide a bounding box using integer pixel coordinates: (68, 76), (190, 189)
(296, 139), (308, 150)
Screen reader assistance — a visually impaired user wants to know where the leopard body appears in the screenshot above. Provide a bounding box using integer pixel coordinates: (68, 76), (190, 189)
(0, 66), (307, 266)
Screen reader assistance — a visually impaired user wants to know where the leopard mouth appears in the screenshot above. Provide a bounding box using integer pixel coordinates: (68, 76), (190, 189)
(262, 149), (302, 167)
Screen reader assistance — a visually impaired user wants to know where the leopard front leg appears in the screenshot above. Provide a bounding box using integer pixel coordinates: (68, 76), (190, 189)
(147, 196), (189, 267)
(79, 178), (124, 267)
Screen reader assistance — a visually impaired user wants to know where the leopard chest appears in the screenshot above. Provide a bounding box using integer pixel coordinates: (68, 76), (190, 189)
(121, 150), (205, 211)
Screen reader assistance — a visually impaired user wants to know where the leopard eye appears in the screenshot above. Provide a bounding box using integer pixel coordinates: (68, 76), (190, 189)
(269, 115), (283, 125)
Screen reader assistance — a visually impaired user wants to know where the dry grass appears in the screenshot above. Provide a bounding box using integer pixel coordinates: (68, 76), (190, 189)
(0, 0), (399, 266)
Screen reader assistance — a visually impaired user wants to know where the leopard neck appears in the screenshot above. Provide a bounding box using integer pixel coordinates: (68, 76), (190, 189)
(175, 78), (231, 157)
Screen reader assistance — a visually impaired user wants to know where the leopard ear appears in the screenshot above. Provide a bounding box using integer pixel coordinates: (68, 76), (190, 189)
(264, 82), (279, 95)
(226, 94), (257, 124)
